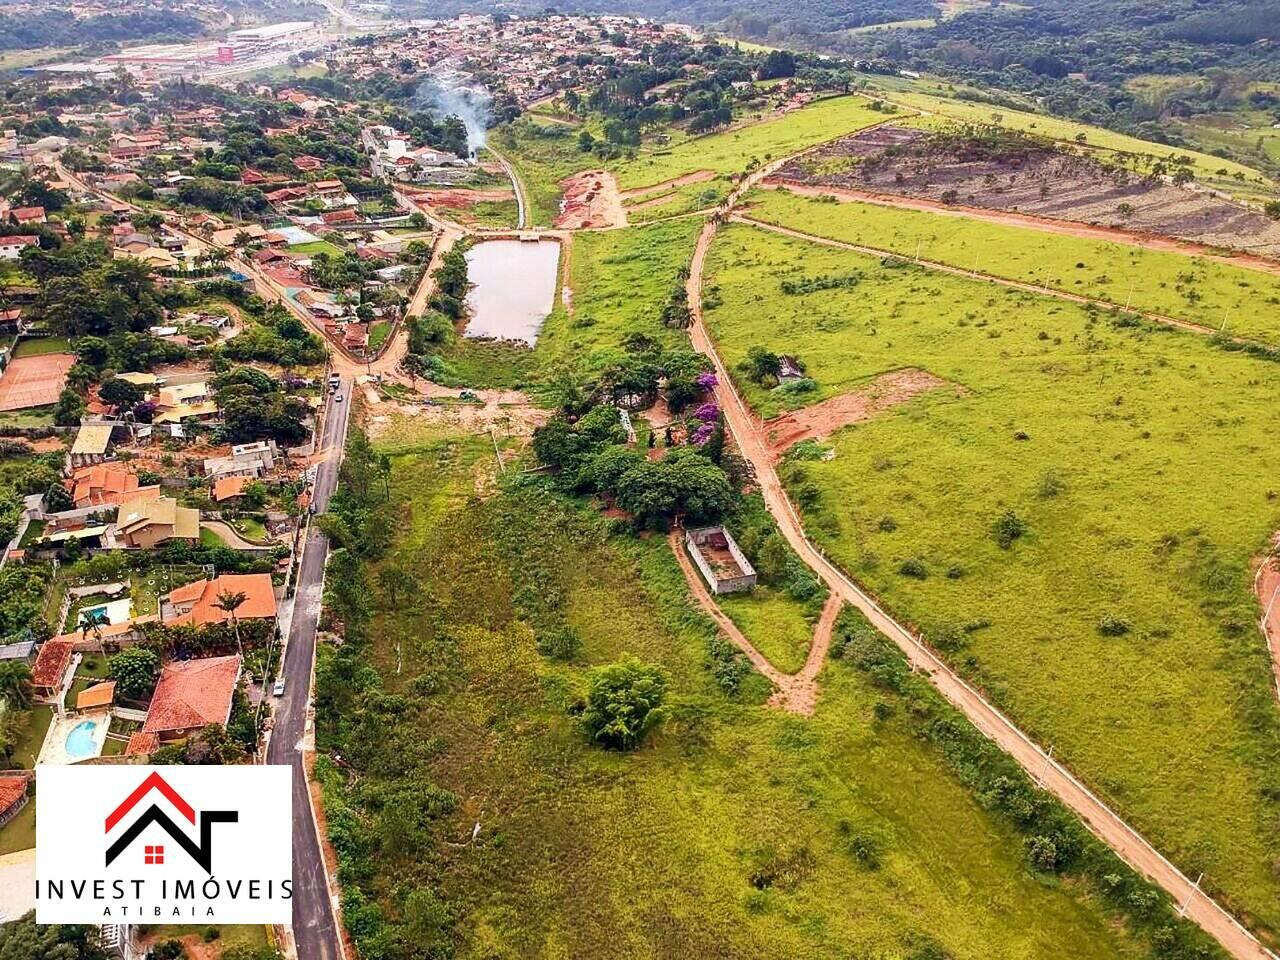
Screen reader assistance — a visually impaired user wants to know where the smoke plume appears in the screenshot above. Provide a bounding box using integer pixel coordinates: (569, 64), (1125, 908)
(412, 72), (491, 156)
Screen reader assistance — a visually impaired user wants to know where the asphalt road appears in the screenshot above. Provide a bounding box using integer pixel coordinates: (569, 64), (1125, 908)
(267, 378), (352, 960)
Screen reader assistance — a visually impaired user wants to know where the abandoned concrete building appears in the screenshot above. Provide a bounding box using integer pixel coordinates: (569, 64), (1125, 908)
(685, 526), (757, 594)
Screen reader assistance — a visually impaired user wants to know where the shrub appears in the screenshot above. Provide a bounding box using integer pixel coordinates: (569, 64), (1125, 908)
(1098, 613), (1131, 637)
(536, 626), (583, 662)
(992, 510), (1026, 549)
(898, 557), (928, 579)
(1025, 834), (1061, 872)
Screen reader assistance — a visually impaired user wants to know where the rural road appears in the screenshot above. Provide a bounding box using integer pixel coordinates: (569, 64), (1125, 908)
(685, 211), (1278, 960)
(267, 379), (352, 960)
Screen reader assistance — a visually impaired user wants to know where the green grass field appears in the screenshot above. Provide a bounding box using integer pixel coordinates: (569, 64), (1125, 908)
(744, 189), (1280, 343)
(288, 240), (345, 257)
(701, 221), (1280, 932)
(487, 127), (589, 227)
(535, 217), (705, 374)
(12, 336), (72, 357)
(315, 430), (1157, 960)
(0, 797), (34, 854)
(719, 586), (817, 673)
(613, 96), (887, 191)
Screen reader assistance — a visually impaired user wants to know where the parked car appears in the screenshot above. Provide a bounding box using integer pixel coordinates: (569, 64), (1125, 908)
(273, 679), (286, 696)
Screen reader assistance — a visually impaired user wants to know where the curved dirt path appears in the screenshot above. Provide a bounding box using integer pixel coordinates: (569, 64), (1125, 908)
(761, 180), (1280, 278)
(686, 209), (1278, 960)
(668, 528), (841, 715)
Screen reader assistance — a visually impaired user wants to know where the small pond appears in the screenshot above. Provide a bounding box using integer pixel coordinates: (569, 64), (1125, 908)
(463, 239), (561, 345)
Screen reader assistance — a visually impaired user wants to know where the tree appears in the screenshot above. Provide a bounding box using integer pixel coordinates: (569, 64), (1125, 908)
(98, 377), (143, 410)
(0, 914), (107, 960)
(741, 346), (781, 384)
(185, 723), (241, 764)
(580, 657), (667, 750)
(78, 608), (109, 654)
(0, 660), (32, 708)
(52, 388), (86, 426)
(214, 590), (248, 657)
(108, 646), (160, 699)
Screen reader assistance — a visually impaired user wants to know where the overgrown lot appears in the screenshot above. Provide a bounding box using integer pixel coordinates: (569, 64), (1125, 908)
(701, 222), (1280, 933)
(313, 429), (1156, 960)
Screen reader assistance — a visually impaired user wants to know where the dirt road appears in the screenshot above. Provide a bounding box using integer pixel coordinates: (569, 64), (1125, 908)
(669, 528), (840, 715)
(686, 210), (1278, 960)
(732, 214), (1268, 346)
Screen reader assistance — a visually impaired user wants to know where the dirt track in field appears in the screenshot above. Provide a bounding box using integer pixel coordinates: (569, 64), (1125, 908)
(760, 180), (1280, 278)
(620, 169), (717, 200)
(670, 527), (841, 715)
(1253, 536), (1280, 701)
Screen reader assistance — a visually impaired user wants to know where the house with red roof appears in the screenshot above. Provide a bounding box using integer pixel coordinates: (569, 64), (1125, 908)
(31, 639), (74, 698)
(67, 463), (158, 509)
(0, 235), (37, 261)
(9, 206), (45, 226)
(141, 654), (241, 742)
(321, 208), (359, 226)
(163, 573), (277, 628)
(293, 155), (323, 171)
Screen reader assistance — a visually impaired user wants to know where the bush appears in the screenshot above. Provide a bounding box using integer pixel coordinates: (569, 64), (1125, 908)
(1098, 613), (1131, 636)
(579, 658), (667, 750)
(898, 557), (928, 579)
(992, 510), (1026, 549)
(536, 626), (583, 662)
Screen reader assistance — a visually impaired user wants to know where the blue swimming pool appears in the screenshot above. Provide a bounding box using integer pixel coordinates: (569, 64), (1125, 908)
(82, 605), (108, 621)
(65, 719), (99, 759)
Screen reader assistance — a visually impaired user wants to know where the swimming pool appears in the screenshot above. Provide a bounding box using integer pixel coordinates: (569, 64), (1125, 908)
(64, 720), (99, 760)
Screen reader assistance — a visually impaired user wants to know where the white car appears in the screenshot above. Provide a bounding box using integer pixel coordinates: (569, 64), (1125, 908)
(273, 679), (286, 696)
(334, 394), (343, 402)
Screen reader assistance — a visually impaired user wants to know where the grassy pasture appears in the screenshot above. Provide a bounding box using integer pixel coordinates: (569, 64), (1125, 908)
(701, 222), (1280, 932)
(744, 189), (1280, 343)
(487, 125), (591, 227)
(613, 95), (887, 191)
(317, 430), (1151, 960)
(535, 217), (704, 373)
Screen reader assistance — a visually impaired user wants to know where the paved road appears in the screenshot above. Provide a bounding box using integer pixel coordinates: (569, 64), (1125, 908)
(267, 380), (352, 960)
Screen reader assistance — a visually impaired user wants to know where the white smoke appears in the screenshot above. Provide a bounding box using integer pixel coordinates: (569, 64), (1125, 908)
(412, 71), (491, 157)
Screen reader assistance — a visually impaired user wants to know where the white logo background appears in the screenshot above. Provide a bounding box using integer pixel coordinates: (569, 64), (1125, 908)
(37, 765), (292, 924)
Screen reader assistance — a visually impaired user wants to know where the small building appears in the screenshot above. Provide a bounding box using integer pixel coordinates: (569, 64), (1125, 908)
(777, 355), (806, 382)
(0, 639), (36, 664)
(164, 573), (277, 627)
(0, 235), (38, 260)
(685, 526), (758, 595)
(114, 494), (200, 549)
(212, 475), (253, 502)
(9, 206), (45, 226)
(30, 639), (75, 697)
(67, 423), (114, 469)
(141, 654), (241, 742)
(76, 680), (116, 712)
(0, 777), (29, 829)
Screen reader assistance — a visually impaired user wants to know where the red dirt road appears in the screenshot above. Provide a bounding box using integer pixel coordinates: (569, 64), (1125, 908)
(0, 352), (74, 411)
(686, 214), (1278, 960)
(1254, 547), (1280, 700)
(763, 368), (958, 457)
(669, 528), (841, 715)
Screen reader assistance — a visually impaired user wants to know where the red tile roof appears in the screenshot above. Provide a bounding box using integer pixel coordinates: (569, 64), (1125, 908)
(123, 731), (159, 756)
(166, 573), (277, 627)
(212, 475), (252, 501)
(0, 776), (27, 813)
(31, 640), (73, 689)
(141, 655), (240, 735)
(68, 463), (153, 508)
